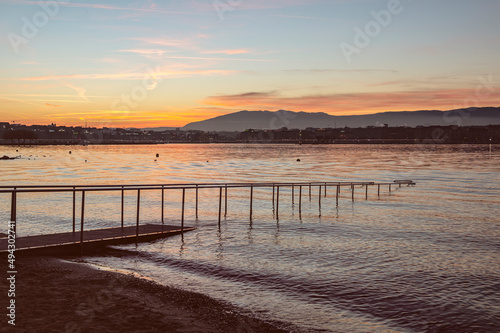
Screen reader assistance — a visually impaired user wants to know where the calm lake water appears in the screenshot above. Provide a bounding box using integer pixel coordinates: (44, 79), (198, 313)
(1, 144), (499, 332)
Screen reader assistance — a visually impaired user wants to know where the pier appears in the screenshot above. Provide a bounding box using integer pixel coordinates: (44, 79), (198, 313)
(0, 180), (415, 254)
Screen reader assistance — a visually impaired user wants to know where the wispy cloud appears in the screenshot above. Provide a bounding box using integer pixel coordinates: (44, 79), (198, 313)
(193, 0), (321, 12)
(204, 91), (278, 106)
(1, 93), (112, 99)
(2, 0), (215, 16)
(165, 56), (272, 62)
(270, 14), (328, 21)
(44, 108), (219, 127)
(127, 37), (192, 47)
(18, 69), (237, 81)
(0, 96), (47, 108)
(92, 57), (124, 64)
(117, 49), (174, 56)
(202, 49), (251, 55)
(279, 69), (399, 74)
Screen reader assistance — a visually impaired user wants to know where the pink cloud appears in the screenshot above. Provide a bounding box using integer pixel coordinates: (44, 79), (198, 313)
(127, 37), (191, 47)
(202, 49), (251, 55)
(117, 49), (173, 56)
(18, 69), (237, 81)
(166, 56), (272, 62)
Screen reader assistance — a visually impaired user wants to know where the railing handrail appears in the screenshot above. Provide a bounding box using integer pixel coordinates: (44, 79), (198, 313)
(0, 180), (415, 194)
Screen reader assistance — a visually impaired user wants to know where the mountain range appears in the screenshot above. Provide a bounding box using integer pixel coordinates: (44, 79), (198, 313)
(181, 107), (500, 132)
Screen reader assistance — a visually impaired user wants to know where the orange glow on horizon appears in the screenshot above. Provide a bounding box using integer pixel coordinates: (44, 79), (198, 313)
(3, 84), (499, 128)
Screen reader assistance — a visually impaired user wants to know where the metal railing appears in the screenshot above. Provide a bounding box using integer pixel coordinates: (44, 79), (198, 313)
(1, 180), (415, 235)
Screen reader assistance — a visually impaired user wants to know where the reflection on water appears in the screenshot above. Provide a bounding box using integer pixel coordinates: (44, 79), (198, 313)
(1, 144), (499, 332)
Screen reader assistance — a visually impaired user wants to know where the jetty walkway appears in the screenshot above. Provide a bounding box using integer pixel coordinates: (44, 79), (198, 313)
(0, 180), (415, 254)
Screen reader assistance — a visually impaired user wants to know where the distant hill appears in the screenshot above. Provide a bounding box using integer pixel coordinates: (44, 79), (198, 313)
(181, 107), (500, 131)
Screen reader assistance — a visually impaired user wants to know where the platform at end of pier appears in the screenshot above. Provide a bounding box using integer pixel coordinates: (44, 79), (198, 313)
(1, 224), (194, 255)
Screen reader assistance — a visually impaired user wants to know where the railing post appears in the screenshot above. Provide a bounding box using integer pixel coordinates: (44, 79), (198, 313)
(80, 190), (85, 253)
(292, 185), (294, 205)
(72, 186), (76, 232)
(121, 186), (125, 228)
(365, 184), (368, 200)
(181, 188), (185, 234)
(224, 184), (228, 217)
(336, 185), (339, 206)
(318, 186), (321, 214)
(351, 184), (354, 201)
(136, 189), (140, 240)
(389, 184), (391, 193)
(161, 186), (164, 224)
(276, 186), (280, 219)
(299, 186), (302, 216)
(195, 184), (198, 219)
(272, 185), (275, 208)
(309, 183), (311, 200)
(378, 184), (380, 197)
(11, 188), (16, 222)
(324, 183), (327, 198)
(218, 187), (222, 227)
(249, 186), (253, 220)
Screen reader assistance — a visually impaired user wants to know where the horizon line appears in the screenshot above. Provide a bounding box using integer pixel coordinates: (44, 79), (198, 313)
(2, 106), (497, 129)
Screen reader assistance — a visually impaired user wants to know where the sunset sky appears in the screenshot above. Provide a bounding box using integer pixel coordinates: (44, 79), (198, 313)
(1, 0), (499, 128)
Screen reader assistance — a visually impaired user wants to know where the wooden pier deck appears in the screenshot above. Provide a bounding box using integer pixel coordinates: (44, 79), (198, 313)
(1, 224), (194, 255)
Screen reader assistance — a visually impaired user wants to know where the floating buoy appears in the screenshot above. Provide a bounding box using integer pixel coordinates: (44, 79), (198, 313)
(85, 160), (87, 162)
(156, 153), (159, 158)
(69, 151), (71, 154)
(297, 159), (301, 162)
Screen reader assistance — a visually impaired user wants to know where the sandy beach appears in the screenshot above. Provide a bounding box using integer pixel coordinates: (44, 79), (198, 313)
(2, 254), (292, 333)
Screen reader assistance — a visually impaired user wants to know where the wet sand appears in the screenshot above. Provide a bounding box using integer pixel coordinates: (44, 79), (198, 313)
(1, 255), (292, 332)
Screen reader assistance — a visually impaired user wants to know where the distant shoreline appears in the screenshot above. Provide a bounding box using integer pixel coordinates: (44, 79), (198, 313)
(2, 122), (499, 146)
(0, 140), (497, 146)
